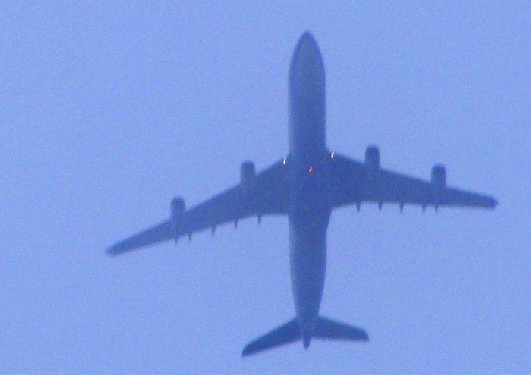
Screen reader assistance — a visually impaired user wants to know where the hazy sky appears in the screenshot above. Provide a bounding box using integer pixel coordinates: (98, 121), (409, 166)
(1, 1), (529, 373)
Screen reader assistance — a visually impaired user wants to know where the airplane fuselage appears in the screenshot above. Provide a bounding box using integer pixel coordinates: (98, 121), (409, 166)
(288, 33), (331, 348)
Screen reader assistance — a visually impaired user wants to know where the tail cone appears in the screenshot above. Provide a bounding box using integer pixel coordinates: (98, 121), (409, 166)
(303, 334), (311, 349)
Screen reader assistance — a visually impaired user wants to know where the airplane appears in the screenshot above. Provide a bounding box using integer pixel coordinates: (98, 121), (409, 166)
(107, 32), (498, 357)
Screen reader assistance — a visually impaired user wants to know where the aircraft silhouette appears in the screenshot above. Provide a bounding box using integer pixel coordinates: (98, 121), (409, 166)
(107, 32), (497, 356)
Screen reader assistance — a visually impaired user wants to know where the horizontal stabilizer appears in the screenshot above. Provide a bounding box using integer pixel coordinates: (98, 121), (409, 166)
(241, 319), (300, 357)
(314, 316), (369, 342)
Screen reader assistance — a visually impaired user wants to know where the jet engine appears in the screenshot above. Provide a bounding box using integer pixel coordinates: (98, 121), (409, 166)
(171, 197), (185, 242)
(365, 145), (380, 179)
(240, 161), (255, 193)
(431, 164), (446, 189)
(431, 164), (446, 208)
(239, 160), (256, 217)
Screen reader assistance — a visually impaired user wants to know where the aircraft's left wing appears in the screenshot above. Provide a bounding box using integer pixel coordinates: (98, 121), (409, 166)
(107, 159), (289, 256)
(330, 153), (497, 211)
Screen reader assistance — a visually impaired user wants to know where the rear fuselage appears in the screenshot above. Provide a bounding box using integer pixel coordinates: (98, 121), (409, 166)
(288, 32), (331, 348)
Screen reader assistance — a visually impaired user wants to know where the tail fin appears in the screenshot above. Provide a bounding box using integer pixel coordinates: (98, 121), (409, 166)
(314, 316), (369, 342)
(241, 319), (300, 357)
(241, 316), (368, 357)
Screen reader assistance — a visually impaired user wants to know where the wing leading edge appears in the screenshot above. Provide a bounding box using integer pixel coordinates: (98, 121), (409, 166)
(107, 159), (289, 256)
(329, 153), (497, 211)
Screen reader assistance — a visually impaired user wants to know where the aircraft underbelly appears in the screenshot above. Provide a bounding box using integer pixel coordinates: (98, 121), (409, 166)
(289, 210), (328, 334)
(289, 95), (325, 156)
(288, 159), (331, 335)
(287, 30), (330, 340)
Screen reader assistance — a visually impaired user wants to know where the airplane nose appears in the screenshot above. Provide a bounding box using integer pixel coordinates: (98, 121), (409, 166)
(296, 32), (319, 58)
(289, 32), (326, 105)
(290, 32), (324, 77)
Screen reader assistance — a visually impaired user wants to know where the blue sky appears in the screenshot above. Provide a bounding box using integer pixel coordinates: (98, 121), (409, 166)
(1, 1), (529, 373)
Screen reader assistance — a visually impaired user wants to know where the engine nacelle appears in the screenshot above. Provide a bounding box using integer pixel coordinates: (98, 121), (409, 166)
(365, 145), (380, 178)
(431, 164), (446, 206)
(240, 160), (255, 215)
(240, 161), (255, 191)
(171, 197), (185, 241)
(431, 164), (446, 189)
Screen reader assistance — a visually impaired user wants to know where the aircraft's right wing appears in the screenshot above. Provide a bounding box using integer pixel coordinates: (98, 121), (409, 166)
(329, 153), (497, 211)
(107, 159), (289, 256)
